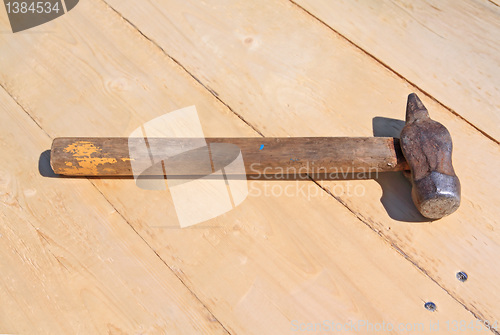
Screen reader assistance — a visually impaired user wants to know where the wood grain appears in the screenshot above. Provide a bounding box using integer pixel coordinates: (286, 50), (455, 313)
(292, 0), (500, 141)
(0, 88), (227, 334)
(0, 0), (489, 333)
(101, 0), (500, 324)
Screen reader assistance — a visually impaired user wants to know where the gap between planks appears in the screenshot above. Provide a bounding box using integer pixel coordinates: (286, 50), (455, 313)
(0, 82), (231, 335)
(487, 0), (500, 8)
(97, 0), (498, 330)
(103, 2), (264, 138)
(310, 176), (500, 335)
(288, 0), (499, 146)
(89, 183), (232, 335)
(0, 82), (51, 139)
(0, 0), (491, 331)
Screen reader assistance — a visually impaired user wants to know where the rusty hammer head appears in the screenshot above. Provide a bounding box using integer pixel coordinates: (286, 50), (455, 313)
(400, 93), (461, 219)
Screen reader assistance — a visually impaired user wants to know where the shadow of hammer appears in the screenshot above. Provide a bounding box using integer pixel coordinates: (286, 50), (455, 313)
(48, 93), (460, 220)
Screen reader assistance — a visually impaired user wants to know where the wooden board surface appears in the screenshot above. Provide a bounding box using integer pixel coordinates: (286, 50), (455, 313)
(0, 0), (499, 334)
(102, 0), (500, 323)
(291, 0), (500, 141)
(0, 88), (227, 334)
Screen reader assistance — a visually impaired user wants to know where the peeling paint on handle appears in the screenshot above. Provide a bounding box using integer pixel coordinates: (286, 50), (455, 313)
(62, 141), (118, 175)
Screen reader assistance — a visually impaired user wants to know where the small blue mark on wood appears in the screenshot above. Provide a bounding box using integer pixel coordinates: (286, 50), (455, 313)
(259, 144), (264, 150)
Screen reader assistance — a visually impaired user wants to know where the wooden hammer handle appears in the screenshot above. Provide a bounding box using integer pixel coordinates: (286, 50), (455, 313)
(50, 137), (408, 176)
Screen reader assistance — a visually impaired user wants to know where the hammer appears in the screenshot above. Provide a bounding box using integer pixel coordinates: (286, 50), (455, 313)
(50, 94), (460, 219)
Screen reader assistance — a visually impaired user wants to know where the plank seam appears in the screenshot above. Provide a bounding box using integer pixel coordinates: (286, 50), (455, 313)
(310, 177), (500, 335)
(89, 183), (233, 335)
(98, 0), (498, 327)
(288, 0), (499, 145)
(0, 83), (231, 335)
(102, 1), (264, 138)
(487, 0), (500, 8)
(0, 82), (51, 139)
(50, 0), (495, 330)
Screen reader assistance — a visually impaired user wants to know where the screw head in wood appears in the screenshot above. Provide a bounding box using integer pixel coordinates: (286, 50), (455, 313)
(456, 271), (468, 282)
(424, 302), (437, 311)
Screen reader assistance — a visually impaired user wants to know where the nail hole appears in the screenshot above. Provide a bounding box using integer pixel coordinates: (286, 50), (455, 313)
(457, 271), (468, 282)
(424, 302), (437, 312)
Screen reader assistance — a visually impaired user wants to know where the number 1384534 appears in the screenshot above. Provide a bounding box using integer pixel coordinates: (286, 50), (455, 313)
(5, 2), (60, 14)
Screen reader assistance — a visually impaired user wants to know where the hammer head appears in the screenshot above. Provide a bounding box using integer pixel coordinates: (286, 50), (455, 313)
(400, 94), (461, 219)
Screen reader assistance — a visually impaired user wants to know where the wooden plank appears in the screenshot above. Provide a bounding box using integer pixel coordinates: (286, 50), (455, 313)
(0, 88), (227, 334)
(100, 0), (500, 325)
(291, 0), (500, 141)
(0, 0), (493, 334)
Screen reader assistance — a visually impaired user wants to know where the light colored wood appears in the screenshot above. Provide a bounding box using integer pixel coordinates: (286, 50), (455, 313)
(291, 0), (500, 141)
(101, 0), (500, 324)
(0, 0), (491, 334)
(0, 89), (227, 334)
